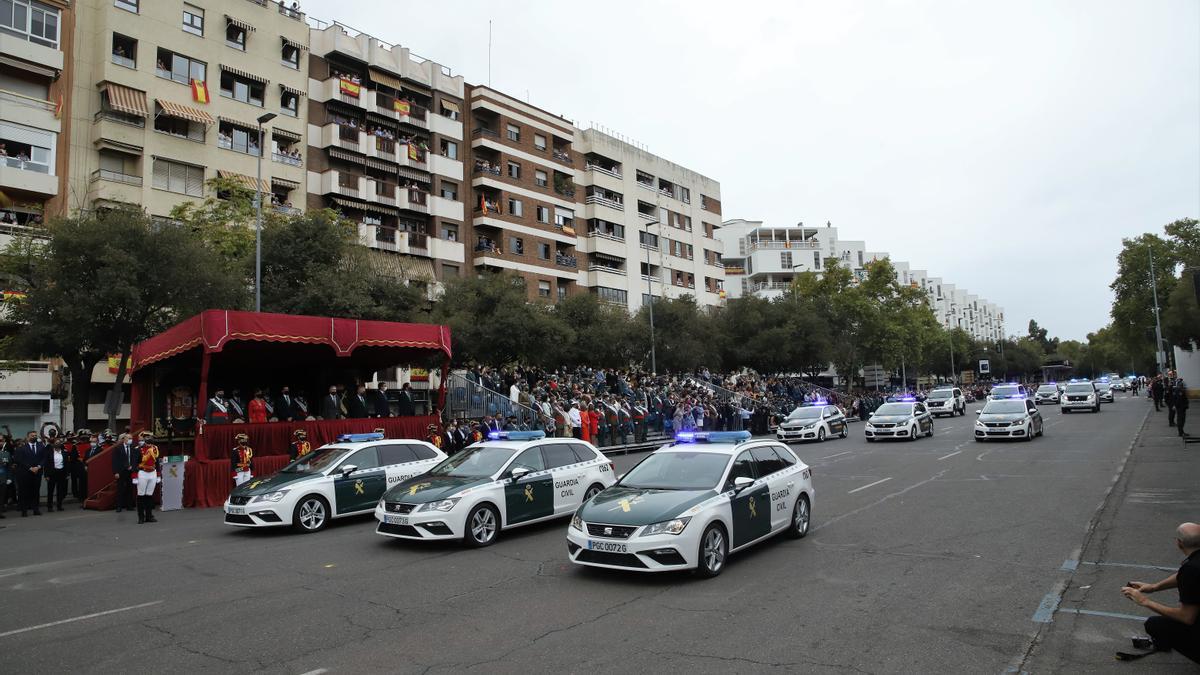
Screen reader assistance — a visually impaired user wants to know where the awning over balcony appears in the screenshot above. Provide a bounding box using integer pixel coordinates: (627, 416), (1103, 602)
(271, 126), (302, 143)
(103, 82), (148, 117)
(279, 82), (305, 98)
(270, 176), (301, 190)
(363, 156), (396, 173)
(281, 36), (308, 52)
(328, 147), (365, 165)
(157, 99), (214, 125)
(221, 64), (269, 85)
(396, 166), (429, 182)
(225, 15), (256, 32)
(217, 170), (269, 193)
(365, 249), (435, 283)
(439, 99), (460, 115)
(368, 68), (402, 91)
(330, 197), (399, 217)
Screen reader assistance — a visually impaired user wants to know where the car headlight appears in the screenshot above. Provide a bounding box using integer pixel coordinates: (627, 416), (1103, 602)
(1086, 394), (1095, 401)
(253, 490), (289, 503)
(571, 510), (584, 531)
(418, 497), (461, 512)
(639, 517), (692, 536)
(1011, 419), (1027, 427)
(975, 420), (987, 428)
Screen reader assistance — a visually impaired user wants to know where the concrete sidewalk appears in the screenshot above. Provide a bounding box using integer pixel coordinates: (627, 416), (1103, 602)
(1023, 396), (1199, 672)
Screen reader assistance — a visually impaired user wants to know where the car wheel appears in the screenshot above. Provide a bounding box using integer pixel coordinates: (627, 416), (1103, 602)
(292, 495), (329, 534)
(817, 427), (826, 442)
(1024, 424), (1034, 441)
(908, 424), (918, 441)
(787, 495), (811, 540)
(695, 523), (728, 578)
(463, 503), (500, 548)
(975, 436), (984, 442)
(1061, 408), (1069, 414)
(1036, 423), (1044, 437)
(927, 422), (935, 438)
(583, 483), (604, 501)
(840, 426), (848, 439)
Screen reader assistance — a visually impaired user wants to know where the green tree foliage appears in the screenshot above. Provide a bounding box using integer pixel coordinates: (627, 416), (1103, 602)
(433, 272), (570, 366)
(635, 295), (718, 373)
(1163, 270), (1200, 350)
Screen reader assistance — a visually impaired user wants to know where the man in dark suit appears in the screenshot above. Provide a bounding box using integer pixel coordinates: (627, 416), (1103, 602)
(369, 382), (391, 418)
(319, 385), (342, 420)
(345, 383), (369, 418)
(396, 383), (416, 417)
(13, 431), (48, 516)
(274, 386), (297, 422)
(110, 433), (137, 513)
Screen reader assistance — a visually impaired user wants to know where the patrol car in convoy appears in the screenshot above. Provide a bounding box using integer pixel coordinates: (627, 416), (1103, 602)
(1034, 384), (1062, 406)
(925, 387), (966, 417)
(974, 397), (1044, 441)
(775, 402), (848, 443)
(988, 383), (1028, 401)
(863, 399), (935, 441)
(375, 431), (616, 547)
(1061, 380), (1101, 413)
(1094, 379), (1115, 404)
(223, 433), (446, 533)
(567, 431), (813, 578)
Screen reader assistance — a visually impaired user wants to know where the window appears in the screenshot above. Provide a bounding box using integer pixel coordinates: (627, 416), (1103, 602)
(555, 209), (574, 229)
(567, 444), (595, 462)
(440, 181), (458, 201)
(440, 223), (458, 241)
(813, 251), (821, 269)
(218, 121), (261, 156)
(507, 197), (522, 217)
(157, 48), (206, 86)
(540, 444), (577, 469)
(781, 251), (792, 268)
(639, 231), (658, 248)
(114, 0), (138, 13)
(0, 121), (53, 174)
(595, 286), (627, 305)
(534, 134), (546, 151)
(411, 445), (439, 461)
(534, 169), (547, 187)
(509, 448), (544, 473)
(506, 123), (520, 142)
(536, 206), (550, 224)
(225, 22), (246, 50)
(440, 139), (458, 160)
(220, 70), (264, 107)
(152, 158), (204, 197)
(182, 5), (203, 36)
(281, 42), (300, 69)
(339, 447), (380, 472)
(509, 237), (524, 255)
(537, 242), (550, 259)
(726, 451), (756, 486)
(154, 105), (205, 142)
(442, 264), (460, 278)
(1, 0), (60, 48)
(507, 161), (520, 179)
(750, 446), (785, 477)
(378, 445), (418, 465)
(111, 33), (137, 68)
(280, 91), (299, 116)
(771, 446), (797, 468)
(537, 280), (551, 298)
(557, 284), (568, 302)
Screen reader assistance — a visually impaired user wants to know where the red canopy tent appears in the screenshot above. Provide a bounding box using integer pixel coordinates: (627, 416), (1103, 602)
(86, 309), (452, 508)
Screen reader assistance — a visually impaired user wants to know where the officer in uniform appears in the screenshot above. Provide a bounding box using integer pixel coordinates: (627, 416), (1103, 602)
(205, 388), (232, 424)
(71, 429), (91, 502)
(288, 429), (312, 461)
(617, 401), (632, 445)
(0, 439), (11, 518)
(230, 433), (254, 486)
(133, 431), (161, 524)
(427, 424), (444, 450)
(633, 401), (648, 442)
(1171, 380), (1189, 437)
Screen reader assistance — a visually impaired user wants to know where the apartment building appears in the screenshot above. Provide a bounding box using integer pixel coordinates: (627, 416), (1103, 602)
(1, 0), (72, 233)
(66, 0), (310, 218)
(574, 128), (724, 310)
(464, 85), (580, 302)
(305, 21), (465, 290)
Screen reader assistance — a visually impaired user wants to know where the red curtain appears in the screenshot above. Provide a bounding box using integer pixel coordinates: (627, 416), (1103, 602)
(183, 455), (292, 508)
(195, 415), (438, 459)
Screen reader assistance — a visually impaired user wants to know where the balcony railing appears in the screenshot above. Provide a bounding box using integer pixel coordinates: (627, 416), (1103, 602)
(747, 240), (820, 251)
(111, 53), (136, 69)
(585, 194), (623, 211)
(552, 148), (573, 164)
(637, 211), (656, 221)
(585, 230), (623, 242)
(94, 109), (145, 128)
(555, 254), (578, 268)
(2, 156), (50, 174)
(273, 205), (301, 215)
(472, 127), (499, 138)
(754, 281), (792, 291)
(277, 1), (304, 21)
(587, 264), (625, 276)
(90, 168), (142, 186)
(272, 152), (302, 167)
(407, 188), (429, 206)
(473, 164), (501, 176)
(636, 180), (656, 191)
(585, 163), (621, 179)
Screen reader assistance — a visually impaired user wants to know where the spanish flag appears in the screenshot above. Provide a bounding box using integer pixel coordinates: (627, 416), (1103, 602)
(2, 290), (27, 302)
(407, 144), (420, 161)
(191, 79), (210, 104)
(394, 99), (411, 115)
(339, 78), (361, 98)
(480, 194), (488, 215)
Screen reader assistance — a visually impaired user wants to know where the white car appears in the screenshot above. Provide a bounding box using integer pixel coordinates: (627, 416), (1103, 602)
(776, 403), (848, 442)
(1061, 381), (1100, 413)
(974, 397), (1045, 442)
(223, 433), (446, 533)
(1094, 380), (1115, 403)
(567, 431), (814, 578)
(376, 431), (616, 546)
(925, 387), (966, 417)
(1034, 384), (1062, 406)
(988, 383), (1028, 401)
(864, 400), (935, 441)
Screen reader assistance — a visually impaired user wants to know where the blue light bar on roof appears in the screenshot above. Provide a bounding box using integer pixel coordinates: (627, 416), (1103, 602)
(804, 399), (829, 406)
(898, 396), (916, 402)
(336, 432), (385, 442)
(487, 430), (546, 441)
(1007, 394), (1024, 398)
(675, 430), (751, 444)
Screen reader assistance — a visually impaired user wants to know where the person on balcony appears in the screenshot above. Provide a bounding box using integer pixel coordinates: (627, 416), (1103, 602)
(345, 383), (369, 418)
(248, 390), (269, 424)
(203, 387), (229, 424)
(274, 386), (298, 422)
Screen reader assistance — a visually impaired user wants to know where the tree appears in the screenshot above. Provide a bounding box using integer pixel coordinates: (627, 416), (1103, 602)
(2, 207), (243, 430)
(792, 260), (870, 387)
(433, 273), (570, 367)
(1163, 271), (1200, 350)
(635, 295), (718, 373)
(550, 293), (640, 369)
(1110, 232), (1176, 366)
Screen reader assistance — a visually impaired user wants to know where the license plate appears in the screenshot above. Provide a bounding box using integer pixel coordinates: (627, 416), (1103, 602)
(385, 515), (409, 525)
(587, 540), (628, 553)
(228, 506), (246, 515)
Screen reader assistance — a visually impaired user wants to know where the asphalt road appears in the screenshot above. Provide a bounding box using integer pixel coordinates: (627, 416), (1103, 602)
(0, 393), (1151, 674)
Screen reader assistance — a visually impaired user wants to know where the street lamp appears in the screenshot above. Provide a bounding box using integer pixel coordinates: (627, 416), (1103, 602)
(641, 219), (659, 373)
(254, 112), (277, 313)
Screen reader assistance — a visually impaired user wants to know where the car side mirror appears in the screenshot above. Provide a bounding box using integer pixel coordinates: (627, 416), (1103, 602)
(510, 466), (532, 481)
(732, 476), (754, 493)
(975, 410), (982, 415)
(340, 464), (357, 475)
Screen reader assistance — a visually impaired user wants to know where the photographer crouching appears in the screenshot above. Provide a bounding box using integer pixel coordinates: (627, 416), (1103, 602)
(1120, 522), (1200, 663)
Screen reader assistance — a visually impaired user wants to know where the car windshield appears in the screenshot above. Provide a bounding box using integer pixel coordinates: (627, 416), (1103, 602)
(983, 400), (1027, 414)
(1066, 384), (1094, 393)
(619, 451), (731, 491)
(426, 445), (518, 478)
(1095, 382), (1111, 390)
(874, 403), (913, 416)
(1037, 385), (1058, 393)
(281, 446), (346, 474)
(787, 407), (823, 420)
(991, 386), (1020, 397)
(928, 390), (953, 400)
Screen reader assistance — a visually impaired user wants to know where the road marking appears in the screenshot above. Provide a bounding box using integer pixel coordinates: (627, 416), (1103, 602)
(937, 450), (962, 461)
(1032, 592), (1061, 623)
(815, 470), (946, 532)
(1060, 559), (1079, 571)
(0, 600), (162, 638)
(1080, 560), (1176, 572)
(818, 451), (852, 460)
(298, 670), (329, 675)
(847, 477), (892, 494)
(1057, 608), (1146, 622)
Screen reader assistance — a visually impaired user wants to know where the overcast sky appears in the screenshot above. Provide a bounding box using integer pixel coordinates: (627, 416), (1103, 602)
(304, 0), (1199, 341)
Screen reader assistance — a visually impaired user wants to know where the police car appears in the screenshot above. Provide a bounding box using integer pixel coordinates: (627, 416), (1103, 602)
(1034, 384), (1062, 406)
(925, 387), (966, 417)
(223, 433), (446, 533)
(988, 383), (1028, 401)
(1094, 379), (1115, 404)
(776, 402), (847, 443)
(1061, 380), (1100, 413)
(567, 431), (813, 578)
(974, 397), (1044, 441)
(375, 431), (616, 547)
(864, 399), (934, 441)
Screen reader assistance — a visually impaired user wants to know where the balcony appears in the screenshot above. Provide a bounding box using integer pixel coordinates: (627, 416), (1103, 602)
(471, 127), (499, 139)
(637, 210), (656, 221)
(587, 264), (625, 276)
(320, 77), (366, 108)
(754, 281), (792, 291)
(747, 240), (820, 252)
(371, 181), (397, 205)
(555, 254), (578, 268)
(397, 144), (429, 170)
(551, 147), (572, 165)
(399, 188), (430, 213)
(90, 168), (142, 187)
(366, 137), (399, 162)
(272, 151), (302, 167)
(320, 170), (364, 197)
(278, 2), (305, 21)
(585, 194), (623, 211)
(273, 205), (301, 216)
(0, 361), (52, 394)
(0, 158), (57, 196)
(585, 163), (621, 179)
(472, 162), (501, 176)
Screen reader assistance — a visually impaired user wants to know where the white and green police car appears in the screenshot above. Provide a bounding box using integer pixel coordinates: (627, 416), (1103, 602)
(223, 433), (446, 533)
(567, 431), (814, 578)
(375, 431), (617, 547)
(776, 402), (848, 443)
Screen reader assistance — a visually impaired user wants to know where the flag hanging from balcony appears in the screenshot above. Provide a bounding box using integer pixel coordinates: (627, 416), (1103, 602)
(407, 144), (420, 161)
(339, 78), (360, 98)
(54, 94), (63, 119)
(191, 79), (210, 104)
(393, 99), (411, 115)
(480, 194), (488, 215)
